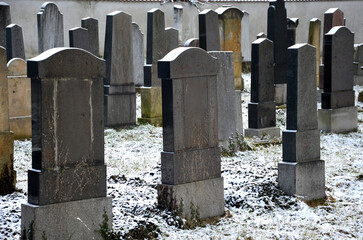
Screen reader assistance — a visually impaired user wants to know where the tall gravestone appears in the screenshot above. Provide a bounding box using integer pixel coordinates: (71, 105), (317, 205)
(37, 2), (64, 54)
(132, 22), (144, 87)
(173, 5), (183, 45)
(216, 6), (244, 90)
(21, 48), (112, 239)
(241, 11), (251, 63)
(6, 24), (25, 61)
(140, 8), (178, 126)
(0, 46), (15, 195)
(209, 51), (243, 148)
(308, 18), (321, 88)
(287, 18), (299, 47)
(104, 11), (136, 127)
(157, 47), (224, 219)
(199, 9), (220, 51)
(69, 27), (90, 51)
(81, 17), (99, 56)
(318, 26), (357, 133)
(7, 58), (31, 139)
(320, 8), (344, 89)
(0, 2), (11, 48)
(278, 43), (325, 201)
(267, 0), (288, 105)
(353, 43), (363, 85)
(245, 38), (280, 138)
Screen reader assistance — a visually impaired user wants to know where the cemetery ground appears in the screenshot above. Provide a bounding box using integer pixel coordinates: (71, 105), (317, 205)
(1, 74), (362, 240)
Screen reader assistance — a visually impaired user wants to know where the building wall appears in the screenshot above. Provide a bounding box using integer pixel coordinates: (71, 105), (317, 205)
(7, 0), (363, 59)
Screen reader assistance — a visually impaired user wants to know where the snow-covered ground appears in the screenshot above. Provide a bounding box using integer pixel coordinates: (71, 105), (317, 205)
(1, 74), (362, 239)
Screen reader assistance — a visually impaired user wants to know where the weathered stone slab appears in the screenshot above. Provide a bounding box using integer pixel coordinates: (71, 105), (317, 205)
(216, 6), (244, 89)
(308, 18), (321, 87)
(69, 27), (89, 52)
(184, 38), (199, 47)
(37, 2), (64, 53)
(173, 5), (183, 45)
(0, 2), (11, 48)
(132, 22), (144, 86)
(81, 17), (99, 56)
(353, 43), (363, 77)
(199, 9), (220, 51)
(139, 87), (162, 126)
(287, 18), (299, 47)
(318, 106), (357, 132)
(6, 24), (25, 61)
(241, 11), (251, 62)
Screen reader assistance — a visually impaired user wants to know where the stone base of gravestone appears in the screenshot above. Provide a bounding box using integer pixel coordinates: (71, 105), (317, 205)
(138, 87), (162, 126)
(318, 106), (358, 133)
(157, 177), (224, 219)
(245, 127), (281, 138)
(105, 93), (136, 127)
(274, 83), (287, 105)
(317, 88), (323, 103)
(21, 197), (112, 240)
(0, 131), (16, 194)
(353, 62), (362, 76)
(354, 75), (363, 86)
(278, 160), (325, 201)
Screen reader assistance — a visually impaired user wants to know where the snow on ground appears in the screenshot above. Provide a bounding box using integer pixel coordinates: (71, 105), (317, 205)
(1, 74), (362, 239)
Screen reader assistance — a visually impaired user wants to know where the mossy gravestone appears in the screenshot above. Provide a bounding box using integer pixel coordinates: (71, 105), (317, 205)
(21, 48), (112, 240)
(157, 47), (224, 219)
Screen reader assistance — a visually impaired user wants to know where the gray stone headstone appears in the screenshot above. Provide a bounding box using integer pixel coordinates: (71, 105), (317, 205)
(132, 22), (144, 87)
(279, 43), (325, 201)
(257, 32), (267, 39)
(0, 2), (11, 48)
(81, 17), (99, 56)
(37, 2), (64, 53)
(104, 11), (136, 127)
(21, 47), (112, 239)
(184, 38), (199, 47)
(0, 46), (15, 195)
(245, 38), (280, 138)
(308, 18), (321, 89)
(157, 47), (224, 220)
(69, 27), (89, 52)
(354, 43), (363, 76)
(173, 5), (183, 45)
(6, 24), (25, 61)
(287, 18), (299, 47)
(199, 9), (220, 51)
(241, 11), (251, 62)
(209, 51), (243, 148)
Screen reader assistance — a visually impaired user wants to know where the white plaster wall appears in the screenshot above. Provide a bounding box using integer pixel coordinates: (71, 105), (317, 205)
(7, 0), (363, 59)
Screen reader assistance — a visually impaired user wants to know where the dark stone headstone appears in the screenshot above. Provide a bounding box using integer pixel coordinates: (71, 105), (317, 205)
(37, 2), (64, 53)
(81, 17), (99, 56)
(287, 18), (299, 47)
(21, 48), (112, 239)
(199, 9), (220, 51)
(257, 32), (267, 39)
(157, 47), (224, 219)
(6, 24), (25, 61)
(0, 2), (11, 47)
(279, 43), (325, 201)
(69, 27), (89, 52)
(245, 38), (280, 138)
(104, 11), (136, 127)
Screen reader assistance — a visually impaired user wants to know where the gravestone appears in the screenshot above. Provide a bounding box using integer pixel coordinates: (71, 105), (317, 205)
(318, 26), (357, 133)
(287, 18), (299, 47)
(0, 2), (11, 48)
(353, 43), (363, 85)
(320, 8), (344, 89)
(209, 51), (243, 148)
(216, 6), (244, 90)
(184, 38), (199, 47)
(267, 0), (288, 104)
(173, 5), (183, 45)
(199, 9), (220, 51)
(21, 48), (112, 239)
(0, 46), (15, 195)
(7, 58), (31, 139)
(279, 43), (325, 201)
(104, 11), (136, 127)
(308, 18), (321, 88)
(6, 24), (25, 61)
(245, 38), (280, 138)
(81, 17), (99, 56)
(241, 11), (251, 63)
(69, 27), (89, 51)
(140, 8), (178, 126)
(37, 2), (64, 53)
(132, 22), (144, 87)
(257, 32), (267, 39)
(157, 47), (224, 219)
